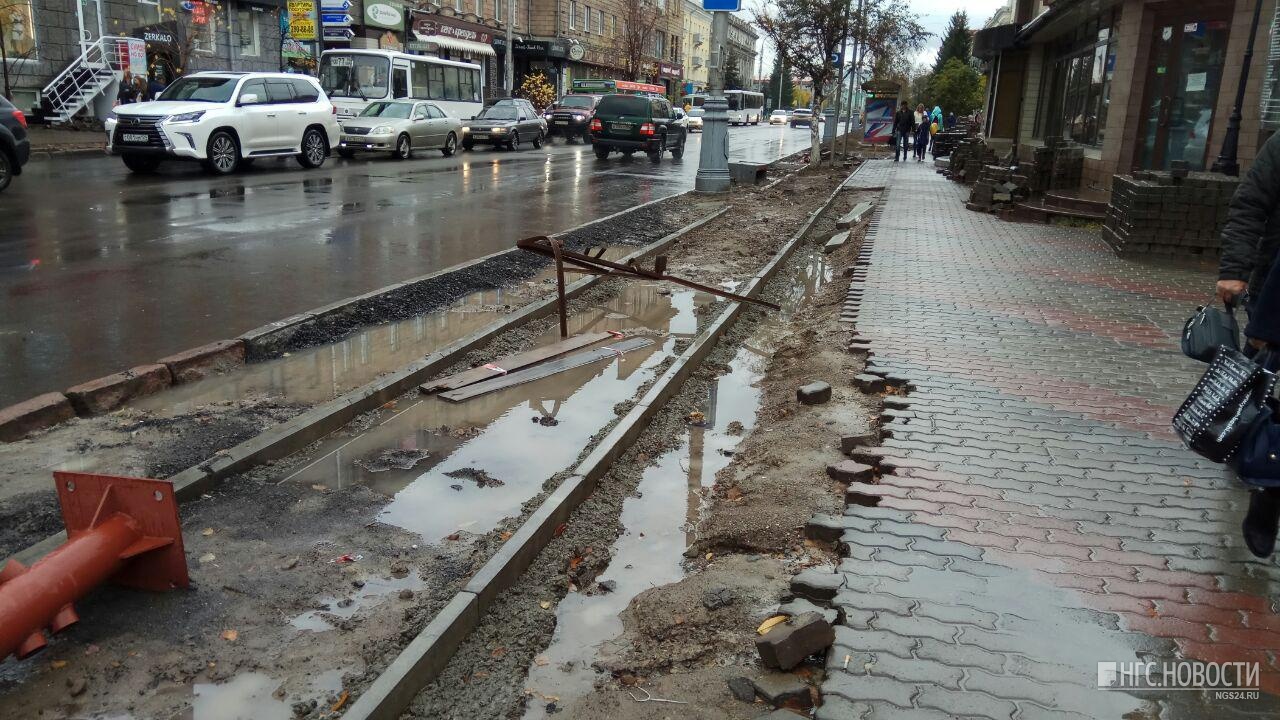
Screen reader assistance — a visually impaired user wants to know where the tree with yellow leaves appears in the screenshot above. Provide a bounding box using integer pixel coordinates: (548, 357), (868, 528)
(517, 72), (557, 114)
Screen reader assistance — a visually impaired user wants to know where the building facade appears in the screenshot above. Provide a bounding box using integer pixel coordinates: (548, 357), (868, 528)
(725, 12), (755, 89)
(680, 0), (709, 93)
(978, 0), (1278, 192)
(2, 0), (283, 115)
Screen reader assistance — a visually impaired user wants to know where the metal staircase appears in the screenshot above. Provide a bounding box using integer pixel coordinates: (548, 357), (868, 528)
(40, 37), (129, 124)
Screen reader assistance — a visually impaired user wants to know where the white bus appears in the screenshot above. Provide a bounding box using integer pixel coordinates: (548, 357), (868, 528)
(318, 49), (484, 121)
(725, 90), (765, 125)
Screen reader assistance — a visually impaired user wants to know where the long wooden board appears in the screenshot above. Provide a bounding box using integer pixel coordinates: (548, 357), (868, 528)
(420, 332), (616, 394)
(438, 337), (656, 403)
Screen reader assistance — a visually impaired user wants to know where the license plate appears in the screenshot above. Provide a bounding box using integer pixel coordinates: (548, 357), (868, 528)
(554, 120), (568, 125)
(121, 133), (149, 143)
(472, 133), (489, 140)
(610, 122), (631, 132)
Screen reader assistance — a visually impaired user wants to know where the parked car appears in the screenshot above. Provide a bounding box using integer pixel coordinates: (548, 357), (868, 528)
(768, 109), (789, 125)
(589, 94), (686, 162)
(0, 95), (30, 193)
(790, 108), (815, 128)
(106, 71), (341, 175)
(544, 94), (600, 143)
(337, 99), (461, 159)
(462, 99), (546, 151)
(686, 106), (704, 132)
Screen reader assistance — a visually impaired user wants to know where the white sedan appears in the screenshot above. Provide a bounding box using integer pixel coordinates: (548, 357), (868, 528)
(768, 109), (789, 125)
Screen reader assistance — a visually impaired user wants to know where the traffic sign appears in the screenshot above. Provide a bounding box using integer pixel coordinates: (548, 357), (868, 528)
(321, 12), (351, 25)
(323, 27), (354, 40)
(701, 0), (741, 10)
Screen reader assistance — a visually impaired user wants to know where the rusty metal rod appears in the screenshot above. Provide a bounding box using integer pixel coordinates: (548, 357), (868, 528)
(517, 236), (782, 312)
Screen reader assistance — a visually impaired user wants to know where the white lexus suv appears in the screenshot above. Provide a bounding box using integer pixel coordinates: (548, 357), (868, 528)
(106, 71), (341, 175)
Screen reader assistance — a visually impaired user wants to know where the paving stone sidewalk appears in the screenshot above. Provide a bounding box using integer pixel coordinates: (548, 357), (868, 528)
(810, 159), (1280, 719)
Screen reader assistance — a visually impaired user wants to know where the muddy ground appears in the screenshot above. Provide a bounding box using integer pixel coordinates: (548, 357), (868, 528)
(0, 155), (867, 720)
(406, 169), (878, 720)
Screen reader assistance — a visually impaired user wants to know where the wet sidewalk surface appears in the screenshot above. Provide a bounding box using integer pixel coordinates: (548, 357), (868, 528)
(819, 159), (1280, 719)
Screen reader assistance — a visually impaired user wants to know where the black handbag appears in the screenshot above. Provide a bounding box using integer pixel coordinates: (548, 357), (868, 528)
(1181, 301), (1240, 362)
(1173, 347), (1277, 463)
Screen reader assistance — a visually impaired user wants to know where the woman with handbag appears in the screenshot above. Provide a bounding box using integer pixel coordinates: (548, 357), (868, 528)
(1236, 257), (1280, 556)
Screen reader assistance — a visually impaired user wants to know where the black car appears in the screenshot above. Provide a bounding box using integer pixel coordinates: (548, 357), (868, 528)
(462, 98), (546, 151)
(0, 95), (31, 193)
(544, 94), (600, 143)
(589, 94), (686, 162)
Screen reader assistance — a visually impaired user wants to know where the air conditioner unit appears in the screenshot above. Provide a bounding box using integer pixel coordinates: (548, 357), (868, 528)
(693, 33), (703, 45)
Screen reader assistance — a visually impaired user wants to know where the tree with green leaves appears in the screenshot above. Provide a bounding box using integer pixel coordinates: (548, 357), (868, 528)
(933, 11), (972, 75)
(927, 57), (983, 116)
(764, 54), (795, 110)
(724, 56), (744, 91)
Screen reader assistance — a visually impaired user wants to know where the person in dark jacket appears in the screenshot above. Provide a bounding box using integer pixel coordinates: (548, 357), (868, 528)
(1238, 254), (1280, 557)
(914, 119), (931, 161)
(893, 101), (914, 162)
(1217, 132), (1280, 307)
(116, 71), (137, 105)
(946, 112), (957, 130)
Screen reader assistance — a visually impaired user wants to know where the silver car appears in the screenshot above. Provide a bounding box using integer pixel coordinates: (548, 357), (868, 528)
(338, 100), (462, 160)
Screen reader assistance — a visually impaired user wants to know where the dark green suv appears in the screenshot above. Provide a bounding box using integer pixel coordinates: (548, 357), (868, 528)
(589, 94), (686, 162)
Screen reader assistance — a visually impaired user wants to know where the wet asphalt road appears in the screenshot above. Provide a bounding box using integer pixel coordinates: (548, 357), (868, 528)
(0, 124), (815, 406)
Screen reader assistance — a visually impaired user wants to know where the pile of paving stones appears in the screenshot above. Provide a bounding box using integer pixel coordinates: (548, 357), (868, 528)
(941, 137), (997, 184)
(967, 164), (1031, 214)
(1101, 166), (1238, 257)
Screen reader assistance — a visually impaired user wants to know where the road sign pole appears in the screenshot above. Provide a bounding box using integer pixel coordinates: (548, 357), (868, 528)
(695, 9), (731, 193)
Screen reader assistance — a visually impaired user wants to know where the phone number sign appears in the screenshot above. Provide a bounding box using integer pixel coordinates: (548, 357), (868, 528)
(288, 0), (317, 40)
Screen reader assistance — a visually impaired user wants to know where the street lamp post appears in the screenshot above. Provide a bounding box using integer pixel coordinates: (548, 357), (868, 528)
(1210, 0), (1265, 176)
(504, 0), (515, 95)
(695, 10), (731, 193)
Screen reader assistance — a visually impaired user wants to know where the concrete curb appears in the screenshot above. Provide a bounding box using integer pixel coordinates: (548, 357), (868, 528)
(28, 147), (108, 161)
(339, 166), (858, 720)
(11, 205), (730, 568)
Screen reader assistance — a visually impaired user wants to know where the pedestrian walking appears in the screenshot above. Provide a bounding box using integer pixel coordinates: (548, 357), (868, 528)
(1214, 130), (1280, 555)
(148, 74), (166, 100)
(116, 71), (137, 106)
(914, 117), (931, 161)
(893, 101), (914, 162)
(133, 75), (150, 102)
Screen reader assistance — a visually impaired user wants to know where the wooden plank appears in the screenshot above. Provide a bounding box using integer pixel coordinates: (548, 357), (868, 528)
(438, 337), (656, 403)
(420, 332), (616, 394)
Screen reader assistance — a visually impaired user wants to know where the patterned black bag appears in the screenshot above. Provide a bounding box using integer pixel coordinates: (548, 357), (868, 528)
(1173, 347), (1277, 463)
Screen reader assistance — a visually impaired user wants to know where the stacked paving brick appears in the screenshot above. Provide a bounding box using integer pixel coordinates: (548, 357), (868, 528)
(1102, 170), (1238, 257)
(942, 138), (997, 185)
(966, 164), (1030, 214)
(1050, 144), (1084, 190)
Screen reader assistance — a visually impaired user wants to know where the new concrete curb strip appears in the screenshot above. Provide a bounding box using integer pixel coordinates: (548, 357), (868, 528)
(12, 207), (730, 567)
(340, 166), (859, 720)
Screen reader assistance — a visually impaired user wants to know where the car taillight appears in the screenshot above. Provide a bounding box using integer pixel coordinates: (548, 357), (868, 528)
(331, 105), (337, 115)
(639, 122), (655, 136)
(11, 109), (26, 128)
(590, 118), (602, 132)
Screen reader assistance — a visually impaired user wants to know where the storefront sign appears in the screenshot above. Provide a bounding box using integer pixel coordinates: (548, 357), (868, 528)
(412, 14), (492, 44)
(321, 12), (351, 26)
(288, 0), (317, 40)
(126, 38), (148, 76)
(379, 30), (402, 50)
(364, 2), (404, 30)
(319, 0), (350, 8)
(282, 37), (314, 58)
(658, 62), (682, 79)
(567, 41), (584, 61)
(323, 27), (354, 40)
(515, 39), (549, 54)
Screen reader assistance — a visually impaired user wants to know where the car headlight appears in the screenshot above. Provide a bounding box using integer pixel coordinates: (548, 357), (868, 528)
(166, 110), (206, 123)
(491, 127), (507, 133)
(461, 126), (470, 133)
(573, 114), (585, 121)
(371, 126), (394, 135)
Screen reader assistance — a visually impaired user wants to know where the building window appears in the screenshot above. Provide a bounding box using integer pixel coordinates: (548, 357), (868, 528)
(475, 0), (484, 17)
(136, 0), (163, 27)
(669, 34), (678, 62)
(594, 9), (602, 34)
(568, 0), (576, 30)
(654, 31), (664, 58)
(2, 0), (37, 58)
(584, 5), (591, 33)
(610, 14), (616, 36)
(1034, 9), (1117, 147)
(236, 8), (260, 57)
(190, 1), (218, 54)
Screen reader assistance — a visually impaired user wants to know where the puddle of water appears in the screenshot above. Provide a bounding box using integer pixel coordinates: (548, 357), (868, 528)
(290, 573), (425, 632)
(189, 672), (290, 720)
(280, 282), (709, 542)
(518, 248), (826, 717)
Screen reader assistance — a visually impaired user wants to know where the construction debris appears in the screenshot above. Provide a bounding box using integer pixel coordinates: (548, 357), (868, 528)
(754, 611), (835, 671)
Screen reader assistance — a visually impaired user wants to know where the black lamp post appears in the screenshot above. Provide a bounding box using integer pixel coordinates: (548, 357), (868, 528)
(1211, 0), (1266, 176)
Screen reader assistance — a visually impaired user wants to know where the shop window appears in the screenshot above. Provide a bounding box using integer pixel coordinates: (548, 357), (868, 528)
(135, 0), (163, 28)
(190, 1), (218, 54)
(1034, 9), (1116, 146)
(2, 0), (36, 58)
(237, 8), (260, 57)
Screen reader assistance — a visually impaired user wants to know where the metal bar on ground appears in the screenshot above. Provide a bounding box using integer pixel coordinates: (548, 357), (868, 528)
(438, 337), (655, 403)
(419, 332), (616, 394)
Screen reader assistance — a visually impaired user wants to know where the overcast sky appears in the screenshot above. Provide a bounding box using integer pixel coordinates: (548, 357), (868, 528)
(746, 0), (1011, 77)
